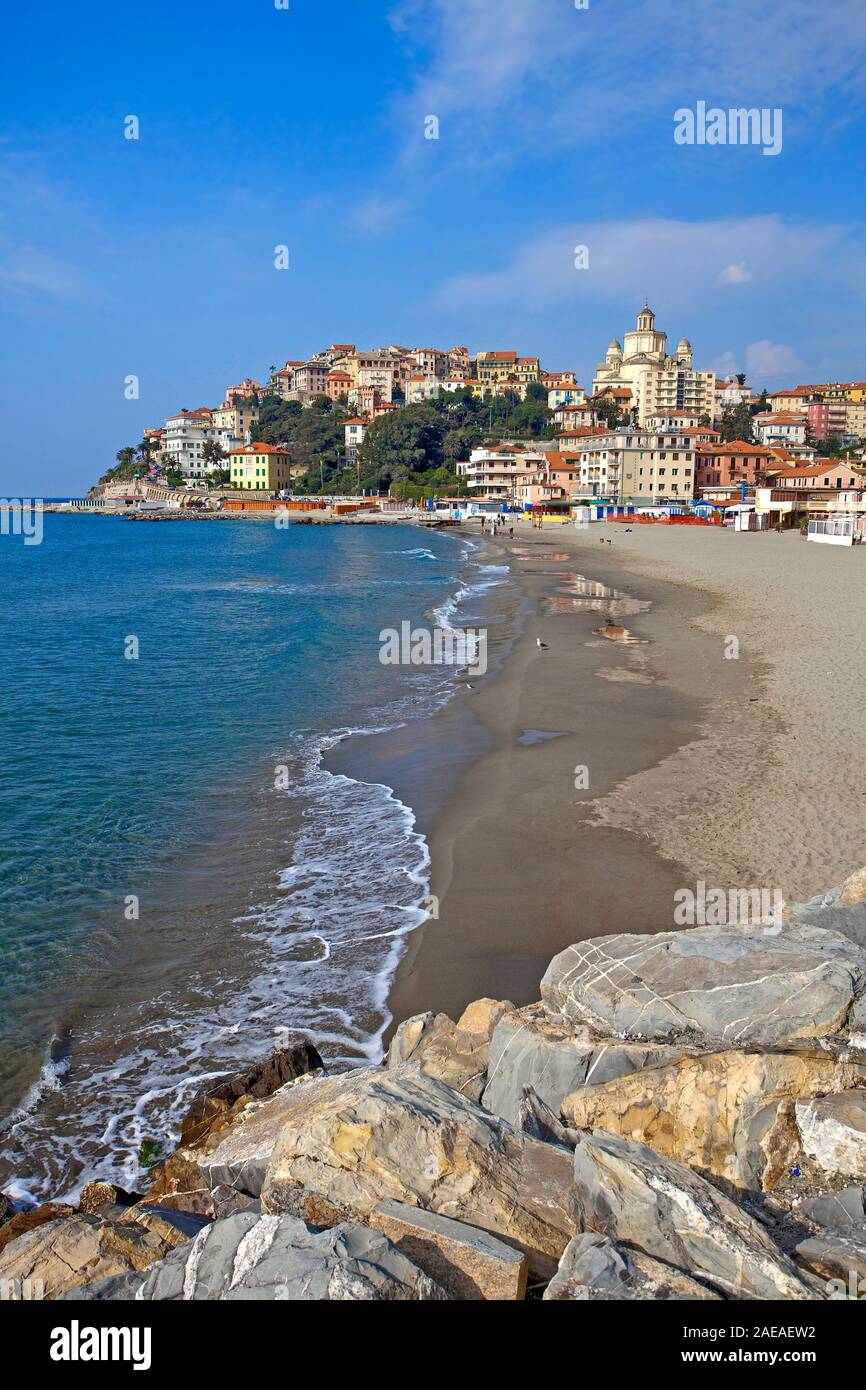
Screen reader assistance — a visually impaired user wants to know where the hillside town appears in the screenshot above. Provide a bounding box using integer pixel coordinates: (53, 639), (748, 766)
(97, 305), (866, 540)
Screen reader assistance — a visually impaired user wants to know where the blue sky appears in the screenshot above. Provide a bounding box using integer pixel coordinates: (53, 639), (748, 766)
(3, 0), (866, 494)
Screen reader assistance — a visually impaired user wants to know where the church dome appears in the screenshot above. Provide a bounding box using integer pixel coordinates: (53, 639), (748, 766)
(606, 338), (623, 361)
(677, 337), (693, 354)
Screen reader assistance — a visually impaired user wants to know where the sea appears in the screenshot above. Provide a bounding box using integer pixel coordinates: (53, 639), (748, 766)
(0, 513), (505, 1202)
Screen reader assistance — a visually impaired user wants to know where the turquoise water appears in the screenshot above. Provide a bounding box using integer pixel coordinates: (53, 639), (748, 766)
(0, 515), (493, 1198)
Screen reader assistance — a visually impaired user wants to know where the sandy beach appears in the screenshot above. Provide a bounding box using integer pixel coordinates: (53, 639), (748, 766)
(385, 519), (866, 1027)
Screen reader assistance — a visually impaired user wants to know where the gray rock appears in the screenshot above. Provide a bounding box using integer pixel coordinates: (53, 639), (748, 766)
(795, 1232), (866, 1286)
(114, 1212), (448, 1301)
(543, 1233), (720, 1301)
(542, 922), (866, 1047)
(481, 1003), (684, 1125)
(370, 1200), (527, 1300)
(261, 1065), (575, 1277)
(196, 1075), (321, 1208)
(178, 1040), (324, 1148)
(387, 999), (513, 1101)
(800, 1186), (865, 1234)
(0, 1215), (171, 1300)
(796, 1091), (866, 1178)
(785, 885), (866, 955)
(570, 1129), (815, 1300)
(516, 1086), (580, 1149)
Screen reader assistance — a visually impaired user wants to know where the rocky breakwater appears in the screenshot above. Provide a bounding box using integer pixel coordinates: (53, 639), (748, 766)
(3, 870), (866, 1301)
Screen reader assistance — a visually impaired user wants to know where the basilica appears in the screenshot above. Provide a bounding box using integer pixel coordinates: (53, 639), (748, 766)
(592, 305), (714, 424)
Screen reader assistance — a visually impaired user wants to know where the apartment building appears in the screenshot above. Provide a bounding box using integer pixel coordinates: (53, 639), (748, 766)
(229, 442), (292, 492)
(635, 362), (716, 425)
(161, 408), (243, 479)
(344, 418), (367, 461)
(754, 412), (808, 446)
(577, 424), (701, 501)
(694, 441), (774, 492)
(514, 452), (581, 509)
(457, 446), (547, 498)
(409, 348), (450, 378)
(212, 402), (257, 438)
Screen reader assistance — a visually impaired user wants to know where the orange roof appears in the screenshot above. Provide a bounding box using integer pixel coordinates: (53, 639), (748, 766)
(232, 442), (291, 456)
(696, 440), (769, 456)
(779, 461), (860, 478)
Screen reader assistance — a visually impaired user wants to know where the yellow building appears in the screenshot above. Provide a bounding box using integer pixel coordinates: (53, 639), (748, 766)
(230, 442), (292, 491)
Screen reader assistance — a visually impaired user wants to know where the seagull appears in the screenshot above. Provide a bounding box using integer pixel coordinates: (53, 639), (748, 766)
(465, 683), (475, 690)
(536, 638), (549, 649)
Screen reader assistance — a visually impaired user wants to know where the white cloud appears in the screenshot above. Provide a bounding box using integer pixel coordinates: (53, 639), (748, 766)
(438, 215), (855, 310)
(744, 340), (806, 385)
(0, 247), (86, 300)
(719, 263), (752, 284)
(349, 196), (406, 236)
(389, 0), (866, 158)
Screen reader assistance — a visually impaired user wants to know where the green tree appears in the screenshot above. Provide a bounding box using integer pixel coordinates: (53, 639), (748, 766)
(718, 402), (754, 443)
(202, 439), (227, 469)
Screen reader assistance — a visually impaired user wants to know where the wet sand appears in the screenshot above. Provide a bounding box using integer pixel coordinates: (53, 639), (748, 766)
(381, 518), (865, 1029)
(332, 520), (745, 1029)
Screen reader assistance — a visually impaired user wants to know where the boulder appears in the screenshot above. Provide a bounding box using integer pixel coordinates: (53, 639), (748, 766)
(800, 1186), (865, 1234)
(482, 1003), (686, 1126)
(841, 866), (866, 908)
(387, 999), (513, 1102)
(178, 1040), (324, 1148)
(93, 1211), (449, 1301)
(795, 1233), (866, 1285)
(145, 1069), (323, 1216)
(517, 1087), (581, 1149)
(369, 1199), (527, 1300)
(542, 923), (866, 1048)
(125, 1204), (212, 1249)
(543, 1233), (720, 1301)
(261, 1066), (575, 1277)
(796, 1091), (866, 1178)
(570, 1129), (814, 1299)
(140, 1149), (215, 1217)
(0, 1193), (14, 1228)
(78, 1182), (140, 1216)
(457, 998), (514, 1037)
(561, 1050), (866, 1192)
(0, 1203), (75, 1257)
(0, 1215), (171, 1300)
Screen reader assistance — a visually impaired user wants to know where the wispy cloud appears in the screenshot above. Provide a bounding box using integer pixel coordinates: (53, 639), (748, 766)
(0, 247), (87, 300)
(719, 263), (752, 285)
(349, 196), (406, 236)
(389, 0), (866, 159)
(438, 215), (856, 310)
(744, 340), (806, 384)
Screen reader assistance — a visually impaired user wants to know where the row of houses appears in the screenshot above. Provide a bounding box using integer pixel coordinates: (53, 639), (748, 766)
(139, 310), (866, 487)
(456, 413), (866, 511)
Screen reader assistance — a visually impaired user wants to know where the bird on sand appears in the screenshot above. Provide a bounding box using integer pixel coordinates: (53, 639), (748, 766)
(537, 638), (549, 649)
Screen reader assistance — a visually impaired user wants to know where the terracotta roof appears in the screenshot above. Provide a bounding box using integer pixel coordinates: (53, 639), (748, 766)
(231, 442), (291, 456)
(696, 440), (769, 456)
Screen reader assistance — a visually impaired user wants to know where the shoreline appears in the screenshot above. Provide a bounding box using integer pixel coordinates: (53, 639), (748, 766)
(380, 519), (865, 1031)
